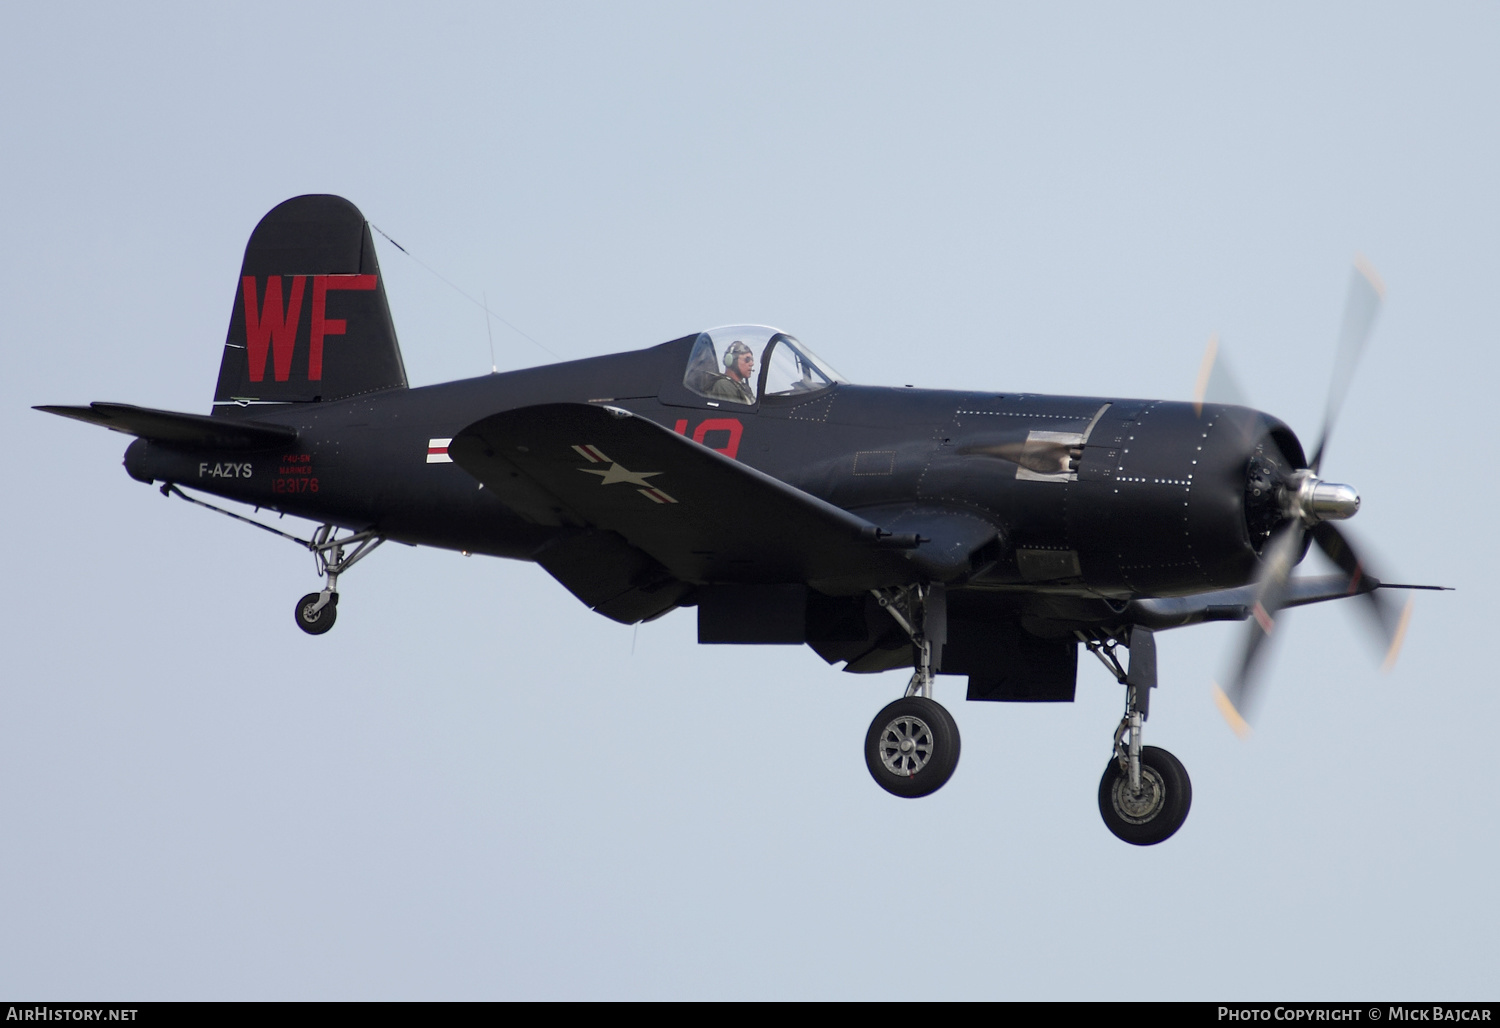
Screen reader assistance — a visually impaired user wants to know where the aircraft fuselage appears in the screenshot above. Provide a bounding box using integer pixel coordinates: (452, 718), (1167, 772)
(125, 333), (1296, 602)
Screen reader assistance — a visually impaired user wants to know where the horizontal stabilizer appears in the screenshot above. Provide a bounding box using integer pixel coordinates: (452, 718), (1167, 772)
(36, 402), (297, 450)
(450, 403), (916, 592)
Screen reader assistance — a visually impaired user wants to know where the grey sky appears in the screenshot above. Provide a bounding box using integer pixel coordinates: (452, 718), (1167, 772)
(3, 2), (1496, 999)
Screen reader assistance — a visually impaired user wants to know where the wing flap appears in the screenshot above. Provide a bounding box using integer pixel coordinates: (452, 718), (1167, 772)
(533, 528), (693, 624)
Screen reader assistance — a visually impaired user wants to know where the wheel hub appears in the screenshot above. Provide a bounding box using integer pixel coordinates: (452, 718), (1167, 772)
(1111, 765), (1167, 823)
(878, 716), (933, 777)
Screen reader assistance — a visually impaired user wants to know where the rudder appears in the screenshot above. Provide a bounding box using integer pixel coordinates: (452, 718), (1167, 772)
(213, 195), (407, 417)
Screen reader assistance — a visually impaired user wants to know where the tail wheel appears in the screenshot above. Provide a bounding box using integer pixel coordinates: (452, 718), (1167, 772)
(294, 592), (337, 635)
(864, 696), (961, 798)
(1098, 745), (1191, 845)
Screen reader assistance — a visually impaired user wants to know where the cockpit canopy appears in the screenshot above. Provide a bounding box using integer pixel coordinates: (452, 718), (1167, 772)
(682, 325), (844, 406)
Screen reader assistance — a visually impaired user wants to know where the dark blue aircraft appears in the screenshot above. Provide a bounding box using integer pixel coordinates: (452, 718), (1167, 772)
(40, 195), (1440, 844)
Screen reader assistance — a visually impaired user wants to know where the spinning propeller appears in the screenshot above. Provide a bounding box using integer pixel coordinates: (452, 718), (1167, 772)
(1201, 259), (1415, 737)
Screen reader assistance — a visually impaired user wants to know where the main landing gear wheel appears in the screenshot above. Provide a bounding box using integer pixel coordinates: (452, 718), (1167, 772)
(294, 592), (337, 635)
(865, 696), (961, 799)
(1098, 745), (1191, 846)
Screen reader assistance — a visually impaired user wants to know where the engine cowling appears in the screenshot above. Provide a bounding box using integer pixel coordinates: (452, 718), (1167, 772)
(1068, 401), (1310, 596)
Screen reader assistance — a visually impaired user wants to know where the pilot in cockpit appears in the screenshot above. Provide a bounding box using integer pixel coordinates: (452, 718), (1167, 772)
(707, 340), (756, 405)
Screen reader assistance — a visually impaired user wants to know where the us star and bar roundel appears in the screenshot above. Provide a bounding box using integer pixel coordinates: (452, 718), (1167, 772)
(572, 444), (677, 504)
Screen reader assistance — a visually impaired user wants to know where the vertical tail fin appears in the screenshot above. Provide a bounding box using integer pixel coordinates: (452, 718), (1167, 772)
(212, 195), (407, 417)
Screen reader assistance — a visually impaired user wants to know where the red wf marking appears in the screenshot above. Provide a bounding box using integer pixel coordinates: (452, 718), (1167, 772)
(673, 417), (743, 459)
(241, 275), (377, 382)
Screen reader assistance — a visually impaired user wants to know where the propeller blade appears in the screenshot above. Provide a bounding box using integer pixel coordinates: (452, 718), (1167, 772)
(1192, 334), (1264, 454)
(1214, 520), (1306, 737)
(1310, 257), (1385, 473)
(1308, 520), (1414, 670)
(1213, 261), (1405, 734)
(1382, 594), (1416, 672)
(1193, 333), (1250, 415)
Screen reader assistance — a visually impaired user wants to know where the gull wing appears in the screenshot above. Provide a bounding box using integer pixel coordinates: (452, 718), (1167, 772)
(449, 403), (919, 594)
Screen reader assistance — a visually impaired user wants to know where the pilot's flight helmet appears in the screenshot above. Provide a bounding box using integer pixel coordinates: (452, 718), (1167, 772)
(723, 340), (753, 370)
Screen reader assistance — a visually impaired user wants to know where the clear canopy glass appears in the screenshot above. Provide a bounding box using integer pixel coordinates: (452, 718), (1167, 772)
(681, 325), (843, 405)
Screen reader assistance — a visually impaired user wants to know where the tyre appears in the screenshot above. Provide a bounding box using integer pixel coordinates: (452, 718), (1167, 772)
(864, 696), (961, 798)
(294, 592), (337, 635)
(1098, 745), (1192, 845)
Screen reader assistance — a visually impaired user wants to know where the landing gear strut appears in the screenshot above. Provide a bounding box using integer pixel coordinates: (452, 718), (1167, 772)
(1079, 626), (1192, 844)
(157, 485), (384, 637)
(293, 525), (383, 636)
(864, 585), (960, 798)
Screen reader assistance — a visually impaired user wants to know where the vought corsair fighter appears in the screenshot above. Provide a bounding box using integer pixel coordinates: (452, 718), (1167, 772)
(40, 195), (1443, 844)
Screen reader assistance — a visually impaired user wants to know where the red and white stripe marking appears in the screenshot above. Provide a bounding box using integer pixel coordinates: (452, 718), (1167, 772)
(427, 438), (453, 463)
(638, 486), (678, 504)
(573, 444), (611, 463)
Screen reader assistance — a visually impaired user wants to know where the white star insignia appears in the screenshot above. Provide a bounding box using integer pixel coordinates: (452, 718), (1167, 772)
(571, 443), (678, 504)
(578, 462), (664, 487)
